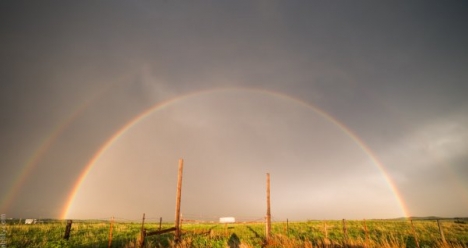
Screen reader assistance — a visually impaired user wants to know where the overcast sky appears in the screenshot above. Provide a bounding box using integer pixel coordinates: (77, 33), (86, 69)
(1, 1), (468, 221)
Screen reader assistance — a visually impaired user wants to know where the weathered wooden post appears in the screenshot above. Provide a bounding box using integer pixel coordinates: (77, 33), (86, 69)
(63, 220), (72, 240)
(363, 219), (369, 248)
(174, 159), (184, 243)
(342, 219), (348, 247)
(108, 216), (114, 248)
(139, 213), (146, 248)
(159, 217), (162, 231)
(265, 173), (271, 242)
(322, 221), (331, 246)
(437, 219), (446, 244)
(324, 221), (328, 239)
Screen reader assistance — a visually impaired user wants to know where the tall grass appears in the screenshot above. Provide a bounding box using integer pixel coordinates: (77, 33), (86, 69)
(5, 219), (468, 247)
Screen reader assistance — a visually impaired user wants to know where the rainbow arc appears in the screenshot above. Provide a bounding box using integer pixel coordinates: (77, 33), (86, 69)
(61, 87), (410, 219)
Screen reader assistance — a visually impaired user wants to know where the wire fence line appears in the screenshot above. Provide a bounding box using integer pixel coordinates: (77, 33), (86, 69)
(4, 217), (468, 247)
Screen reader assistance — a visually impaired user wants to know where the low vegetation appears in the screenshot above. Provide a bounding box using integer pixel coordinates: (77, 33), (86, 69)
(4, 218), (468, 247)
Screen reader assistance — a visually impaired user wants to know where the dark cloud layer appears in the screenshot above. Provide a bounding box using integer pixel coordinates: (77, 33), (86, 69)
(1, 1), (467, 220)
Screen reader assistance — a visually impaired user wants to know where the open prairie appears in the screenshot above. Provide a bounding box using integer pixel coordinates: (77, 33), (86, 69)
(4, 218), (468, 247)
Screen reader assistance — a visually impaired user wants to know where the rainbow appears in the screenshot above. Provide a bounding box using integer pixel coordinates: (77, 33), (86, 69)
(0, 111), (80, 213)
(61, 87), (410, 219)
(0, 82), (114, 214)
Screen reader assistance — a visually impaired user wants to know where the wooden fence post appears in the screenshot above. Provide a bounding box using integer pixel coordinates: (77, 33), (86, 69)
(322, 221), (331, 246)
(363, 219), (369, 248)
(108, 216), (114, 248)
(437, 219), (446, 244)
(174, 159), (184, 243)
(342, 219), (348, 247)
(324, 221), (328, 240)
(265, 173), (271, 242)
(139, 213), (146, 248)
(63, 220), (72, 240)
(410, 218), (420, 248)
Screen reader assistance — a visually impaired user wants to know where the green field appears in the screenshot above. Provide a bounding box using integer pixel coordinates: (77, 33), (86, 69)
(3, 219), (468, 247)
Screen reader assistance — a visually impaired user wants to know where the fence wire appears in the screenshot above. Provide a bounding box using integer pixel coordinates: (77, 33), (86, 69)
(3, 217), (468, 247)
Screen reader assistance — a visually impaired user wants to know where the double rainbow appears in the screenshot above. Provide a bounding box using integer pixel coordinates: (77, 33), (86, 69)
(0, 86), (409, 218)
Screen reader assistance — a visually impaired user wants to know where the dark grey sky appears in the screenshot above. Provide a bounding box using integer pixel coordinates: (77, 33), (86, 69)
(1, 1), (467, 221)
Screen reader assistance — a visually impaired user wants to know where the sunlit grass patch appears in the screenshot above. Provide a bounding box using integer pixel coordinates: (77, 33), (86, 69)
(5, 219), (468, 247)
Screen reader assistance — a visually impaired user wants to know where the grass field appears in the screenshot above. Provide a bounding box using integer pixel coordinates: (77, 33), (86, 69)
(3, 218), (468, 247)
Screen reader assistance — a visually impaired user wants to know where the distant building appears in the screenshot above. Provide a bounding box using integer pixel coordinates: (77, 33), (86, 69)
(219, 217), (235, 223)
(25, 219), (36, 224)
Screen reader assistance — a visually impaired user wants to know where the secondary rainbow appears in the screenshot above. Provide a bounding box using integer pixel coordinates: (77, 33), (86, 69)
(0, 83), (116, 214)
(62, 87), (410, 219)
